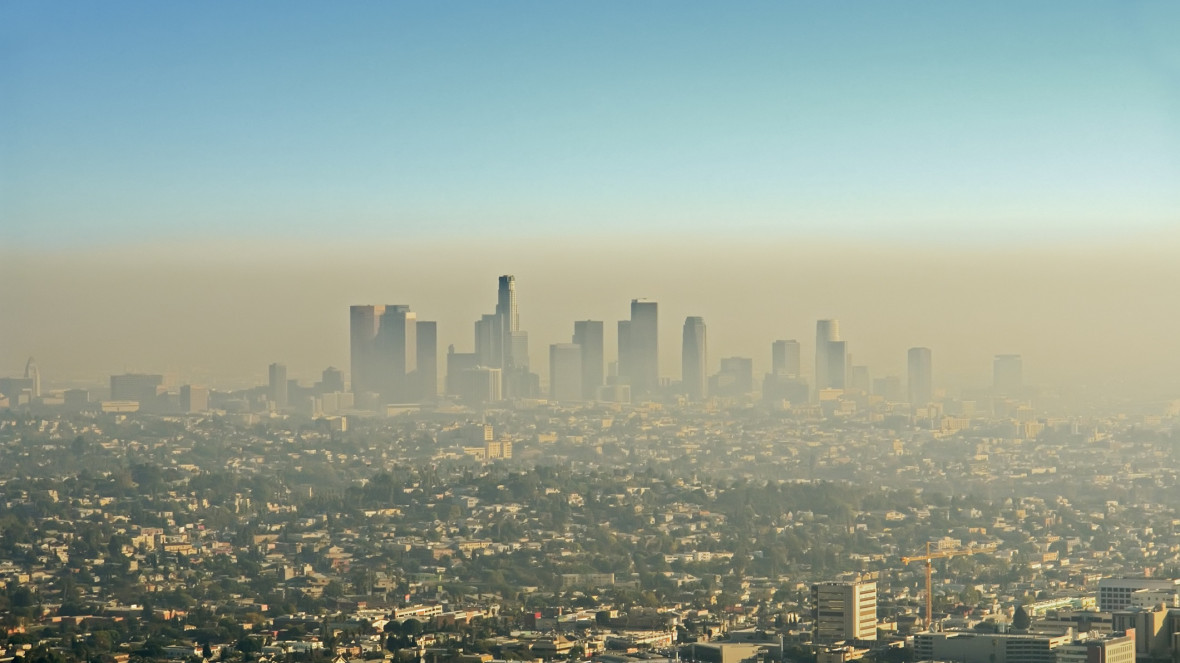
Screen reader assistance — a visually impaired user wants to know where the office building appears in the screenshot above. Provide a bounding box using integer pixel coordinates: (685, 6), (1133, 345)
(617, 320), (632, 385)
(994, 354), (1023, 396)
(772, 340), (801, 377)
(572, 320), (604, 400)
(816, 320), (845, 393)
(454, 367), (502, 405)
(497, 275), (520, 367)
(110, 373), (164, 410)
(711, 357), (754, 398)
(376, 305), (417, 402)
(24, 357), (40, 398)
(913, 630), (1074, 663)
(416, 321), (438, 401)
(549, 343), (583, 402)
(1055, 632), (1135, 663)
(268, 363), (288, 410)
(445, 346), (479, 397)
(908, 347), (933, 406)
(320, 366), (345, 394)
(620, 299), (658, 397)
(180, 385), (209, 413)
(350, 305), (385, 395)
(1098, 578), (1180, 611)
(812, 580), (877, 643)
(681, 316), (707, 400)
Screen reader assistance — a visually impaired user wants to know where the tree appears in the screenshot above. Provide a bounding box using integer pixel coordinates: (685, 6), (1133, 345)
(1012, 605), (1030, 631)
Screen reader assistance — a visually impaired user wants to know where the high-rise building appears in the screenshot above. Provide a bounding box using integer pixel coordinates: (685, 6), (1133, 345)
(24, 357), (40, 398)
(994, 354), (1023, 396)
(815, 320), (841, 393)
(475, 313), (498, 367)
(812, 580), (878, 643)
(416, 321), (438, 401)
(268, 363), (288, 410)
(617, 320), (632, 385)
(572, 320), (604, 401)
(908, 347), (933, 406)
(446, 345), (479, 397)
(180, 385), (209, 413)
(320, 367), (345, 394)
(350, 305), (385, 395)
(826, 340), (847, 390)
(772, 340), (801, 377)
(376, 305), (417, 402)
(497, 275), (520, 366)
(710, 357), (754, 397)
(681, 317), (707, 401)
(621, 299), (659, 397)
(454, 367), (502, 405)
(110, 373), (164, 410)
(549, 343), (583, 402)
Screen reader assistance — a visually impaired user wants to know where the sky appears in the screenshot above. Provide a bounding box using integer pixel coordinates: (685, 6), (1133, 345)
(2, 2), (1179, 396)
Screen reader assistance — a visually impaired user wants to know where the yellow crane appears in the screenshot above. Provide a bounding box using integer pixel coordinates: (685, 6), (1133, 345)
(901, 542), (996, 629)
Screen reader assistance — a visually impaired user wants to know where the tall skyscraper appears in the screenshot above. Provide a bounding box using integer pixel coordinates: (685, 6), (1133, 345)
(815, 319), (841, 393)
(376, 305), (417, 403)
(572, 320), (604, 401)
(549, 343), (583, 401)
(907, 347), (933, 406)
(681, 316), (707, 400)
(994, 354), (1023, 396)
(24, 357), (40, 398)
(268, 363), (288, 410)
(416, 321), (438, 401)
(812, 580), (878, 643)
(621, 299), (659, 397)
(617, 320), (632, 385)
(826, 340), (847, 390)
(497, 275), (520, 367)
(772, 340), (801, 377)
(472, 275), (538, 398)
(350, 305), (385, 395)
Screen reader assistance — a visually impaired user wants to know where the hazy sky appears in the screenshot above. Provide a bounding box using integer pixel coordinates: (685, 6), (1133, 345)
(2, 3), (1179, 396)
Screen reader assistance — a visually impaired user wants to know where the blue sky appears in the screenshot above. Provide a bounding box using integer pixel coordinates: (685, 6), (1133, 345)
(3, 1), (1179, 248)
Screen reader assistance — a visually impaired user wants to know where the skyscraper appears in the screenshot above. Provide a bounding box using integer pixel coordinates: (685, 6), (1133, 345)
(622, 299), (659, 397)
(826, 340), (847, 390)
(907, 347), (933, 406)
(376, 305), (416, 403)
(268, 362), (288, 410)
(681, 316), (707, 401)
(572, 320), (604, 401)
(497, 275), (520, 367)
(350, 305), (385, 395)
(772, 340), (801, 377)
(994, 354), (1023, 396)
(815, 319), (841, 393)
(549, 343), (583, 402)
(416, 321), (438, 401)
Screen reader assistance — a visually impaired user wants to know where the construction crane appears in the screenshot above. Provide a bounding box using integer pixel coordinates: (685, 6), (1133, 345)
(901, 542), (997, 629)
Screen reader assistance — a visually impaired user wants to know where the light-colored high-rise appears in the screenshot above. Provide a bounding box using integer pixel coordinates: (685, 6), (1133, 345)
(812, 580), (877, 643)
(549, 343), (583, 402)
(994, 354), (1023, 396)
(815, 320), (843, 393)
(572, 320), (604, 400)
(350, 305), (385, 395)
(376, 305), (417, 402)
(908, 347), (933, 406)
(622, 299), (659, 397)
(268, 362), (288, 410)
(681, 317), (707, 401)
(772, 340), (801, 377)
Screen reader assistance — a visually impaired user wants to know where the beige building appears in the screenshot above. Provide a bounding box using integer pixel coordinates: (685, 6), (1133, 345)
(812, 580), (877, 643)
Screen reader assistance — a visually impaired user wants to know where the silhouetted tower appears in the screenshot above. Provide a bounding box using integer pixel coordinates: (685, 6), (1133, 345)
(907, 347), (933, 406)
